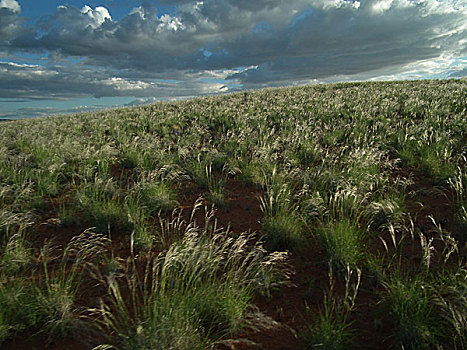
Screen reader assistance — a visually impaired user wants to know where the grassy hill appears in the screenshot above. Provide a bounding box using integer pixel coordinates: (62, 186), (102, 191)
(0, 79), (466, 349)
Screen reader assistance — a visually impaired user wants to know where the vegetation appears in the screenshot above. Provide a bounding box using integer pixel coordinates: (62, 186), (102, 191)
(0, 79), (466, 349)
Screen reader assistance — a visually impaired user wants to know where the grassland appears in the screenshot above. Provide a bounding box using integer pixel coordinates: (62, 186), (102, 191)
(0, 79), (466, 349)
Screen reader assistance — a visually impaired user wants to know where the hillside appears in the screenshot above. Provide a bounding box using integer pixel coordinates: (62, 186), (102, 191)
(0, 80), (466, 349)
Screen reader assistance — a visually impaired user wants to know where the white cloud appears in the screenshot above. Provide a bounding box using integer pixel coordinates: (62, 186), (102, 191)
(158, 14), (185, 32)
(0, 61), (240, 100)
(0, 62), (58, 78)
(372, 0), (394, 14)
(80, 5), (112, 28)
(101, 77), (154, 91)
(0, 0), (20, 13)
(399, 55), (467, 77)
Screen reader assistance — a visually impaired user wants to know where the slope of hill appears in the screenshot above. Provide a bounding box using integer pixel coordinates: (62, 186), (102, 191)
(0, 80), (466, 349)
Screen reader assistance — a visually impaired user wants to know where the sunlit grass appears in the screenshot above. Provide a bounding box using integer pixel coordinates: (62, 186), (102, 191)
(0, 79), (465, 348)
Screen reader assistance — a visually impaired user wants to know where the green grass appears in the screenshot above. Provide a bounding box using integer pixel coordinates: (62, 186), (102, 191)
(93, 210), (289, 349)
(317, 219), (364, 270)
(302, 298), (353, 350)
(259, 169), (305, 251)
(302, 265), (361, 350)
(0, 281), (40, 344)
(383, 276), (439, 349)
(449, 169), (467, 242)
(36, 230), (109, 341)
(433, 268), (467, 349)
(0, 79), (465, 348)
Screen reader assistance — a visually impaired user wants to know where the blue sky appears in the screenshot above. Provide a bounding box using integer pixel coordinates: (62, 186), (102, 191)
(18, 0), (177, 21)
(0, 0), (466, 119)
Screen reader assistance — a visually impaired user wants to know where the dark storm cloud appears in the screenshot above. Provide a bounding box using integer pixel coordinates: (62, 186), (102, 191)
(0, 0), (22, 41)
(1, 0), (466, 100)
(226, 0), (466, 85)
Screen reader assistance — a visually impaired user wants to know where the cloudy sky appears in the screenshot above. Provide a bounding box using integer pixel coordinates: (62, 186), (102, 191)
(1, 0), (466, 119)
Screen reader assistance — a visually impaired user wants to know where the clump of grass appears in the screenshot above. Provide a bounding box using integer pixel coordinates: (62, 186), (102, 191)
(155, 199), (203, 251)
(303, 297), (352, 350)
(317, 219), (364, 270)
(194, 162), (238, 208)
(262, 213), (303, 252)
(0, 226), (38, 344)
(432, 267), (467, 348)
(37, 229), (110, 341)
(0, 182), (39, 211)
(92, 207), (290, 349)
(326, 188), (369, 224)
(133, 179), (178, 216)
(74, 177), (132, 234)
(0, 281), (40, 344)
(383, 276), (439, 349)
(449, 168), (467, 241)
(183, 155), (227, 206)
(184, 153), (211, 189)
(310, 189), (369, 271)
(260, 169), (303, 251)
(376, 225), (466, 350)
(290, 138), (322, 168)
(126, 198), (154, 252)
(238, 161), (270, 188)
(57, 204), (79, 227)
(302, 265), (361, 350)
(1, 232), (32, 274)
(396, 129), (457, 182)
(0, 209), (35, 246)
(205, 164), (226, 207)
(366, 195), (407, 229)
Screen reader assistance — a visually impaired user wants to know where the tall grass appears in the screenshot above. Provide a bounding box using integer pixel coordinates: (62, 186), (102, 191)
(259, 168), (304, 251)
(302, 264), (361, 350)
(0, 79), (465, 348)
(93, 207), (290, 349)
(37, 229), (110, 341)
(449, 168), (467, 241)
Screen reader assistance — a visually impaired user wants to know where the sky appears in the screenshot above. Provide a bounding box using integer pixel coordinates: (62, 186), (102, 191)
(0, 0), (466, 119)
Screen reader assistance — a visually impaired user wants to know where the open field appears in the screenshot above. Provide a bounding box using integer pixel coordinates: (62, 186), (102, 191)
(0, 79), (466, 349)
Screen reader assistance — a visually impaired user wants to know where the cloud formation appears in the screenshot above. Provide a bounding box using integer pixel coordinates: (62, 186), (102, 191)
(227, 0), (466, 85)
(0, 0), (20, 13)
(1, 0), (466, 102)
(0, 0), (22, 41)
(0, 60), (234, 101)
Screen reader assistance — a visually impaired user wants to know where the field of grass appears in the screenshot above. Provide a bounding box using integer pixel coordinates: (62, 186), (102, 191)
(0, 79), (466, 349)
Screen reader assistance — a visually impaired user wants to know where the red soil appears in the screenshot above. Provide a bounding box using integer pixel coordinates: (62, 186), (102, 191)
(3, 166), (464, 350)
